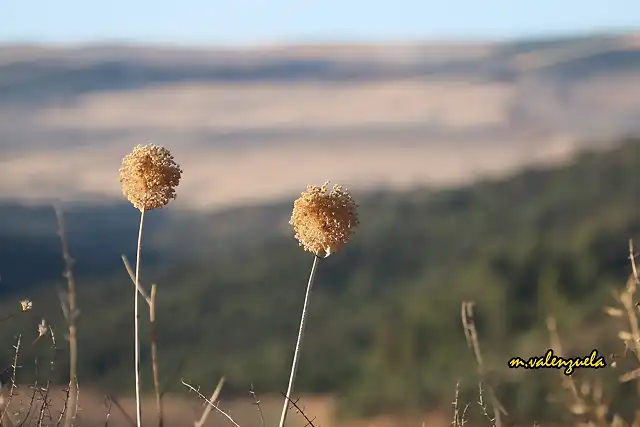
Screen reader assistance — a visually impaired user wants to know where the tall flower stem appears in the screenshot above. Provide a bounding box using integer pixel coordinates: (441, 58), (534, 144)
(134, 209), (146, 427)
(278, 256), (320, 427)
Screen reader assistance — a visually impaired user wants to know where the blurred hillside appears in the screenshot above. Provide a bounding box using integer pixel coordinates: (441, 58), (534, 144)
(2, 33), (640, 208)
(0, 137), (638, 424)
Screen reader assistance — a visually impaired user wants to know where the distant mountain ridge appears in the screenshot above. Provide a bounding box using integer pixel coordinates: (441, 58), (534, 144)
(2, 32), (640, 210)
(1, 33), (639, 104)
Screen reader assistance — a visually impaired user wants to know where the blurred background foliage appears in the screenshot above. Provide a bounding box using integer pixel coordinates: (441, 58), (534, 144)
(0, 137), (638, 424)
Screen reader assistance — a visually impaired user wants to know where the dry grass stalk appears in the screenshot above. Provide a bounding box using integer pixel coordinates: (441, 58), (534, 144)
(181, 378), (239, 427)
(107, 395), (137, 427)
(122, 255), (151, 303)
(120, 144), (182, 427)
(149, 285), (163, 427)
(451, 382), (470, 427)
(0, 335), (20, 427)
(279, 182), (358, 427)
(250, 384), (266, 427)
(461, 301), (506, 427)
(55, 206), (79, 427)
(546, 316), (609, 425)
(103, 396), (113, 427)
(193, 377), (225, 427)
(121, 256), (164, 427)
(545, 239), (640, 427)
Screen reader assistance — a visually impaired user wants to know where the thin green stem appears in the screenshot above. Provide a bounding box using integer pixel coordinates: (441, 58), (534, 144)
(134, 209), (146, 427)
(278, 256), (320, 427)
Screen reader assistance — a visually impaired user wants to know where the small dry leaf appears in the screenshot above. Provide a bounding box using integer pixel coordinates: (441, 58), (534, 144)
(580, 381), (591, 396)
(626, 274), (638, 295)
(569, 402), (588, 415)
(611, 414), (626, 427)
(604, 306), (624, 317)
(618, 331), (634, 341)
(592, 379), (603, 402)
(622, 288), (635, 306)
(619, 367), (640, 382)
(594, 404), (608, 419)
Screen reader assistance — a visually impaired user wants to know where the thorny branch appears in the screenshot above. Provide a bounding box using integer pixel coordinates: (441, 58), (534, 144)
(461, 301), (506, 427)
(181, 378), (239, 427)
(281, 393), (318, 427)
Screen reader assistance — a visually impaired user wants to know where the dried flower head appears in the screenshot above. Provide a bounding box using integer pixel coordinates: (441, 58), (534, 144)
(290, 181), (359, 257)
(20, 299), (32, 312)
(119, 144), (182, 211)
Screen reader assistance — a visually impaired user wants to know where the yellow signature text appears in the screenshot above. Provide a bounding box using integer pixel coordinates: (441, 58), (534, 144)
(508, 349), (606, 375)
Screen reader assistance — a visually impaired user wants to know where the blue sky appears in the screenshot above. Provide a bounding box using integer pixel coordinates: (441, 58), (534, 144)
(2, 0), (640, 45)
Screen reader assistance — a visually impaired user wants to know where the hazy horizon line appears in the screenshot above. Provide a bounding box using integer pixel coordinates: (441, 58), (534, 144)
(1, 28), (637, 50)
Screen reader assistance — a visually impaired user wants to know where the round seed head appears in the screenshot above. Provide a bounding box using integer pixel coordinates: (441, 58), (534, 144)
(119, 144), (182, 211)
(290, 182), (359, 257)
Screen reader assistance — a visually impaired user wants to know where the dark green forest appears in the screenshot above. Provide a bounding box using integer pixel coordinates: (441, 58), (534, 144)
(0, 138), (638, 423)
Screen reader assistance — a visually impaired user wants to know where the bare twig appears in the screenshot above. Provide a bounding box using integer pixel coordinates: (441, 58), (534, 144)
(36, 383), (52, 427)
(131, 283), (182, 427)
(618, 243), (640, 362)
(182, 378), (240, 427)
(121, 256), (151, 304)
(0, 314), (20, 325)
(160, 357), (187, 398)
(461, 301), (506, 427)
(49, 325), (58, 373)
(107, 395), (136, 427)
(630, 239), (640, 286)
(54, 207), (79, 427)
(280, 393), (317, 427)
(547, 316), (610, 426)
(619, 367), (640, 382)
(103, 396), (113, 427)
(194, 377), (224, 427)
(55, 386), (71, 427)
(451, 382), (470, 427)
(250, 384), (266, 427)
(0, 335), (21, 427)
(477, 383), (496, 426)
(72, 382), (80, 427)
(149, 284), (164, 427)
(19, 381), (41, 427)
(123, 255), (165, 427)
